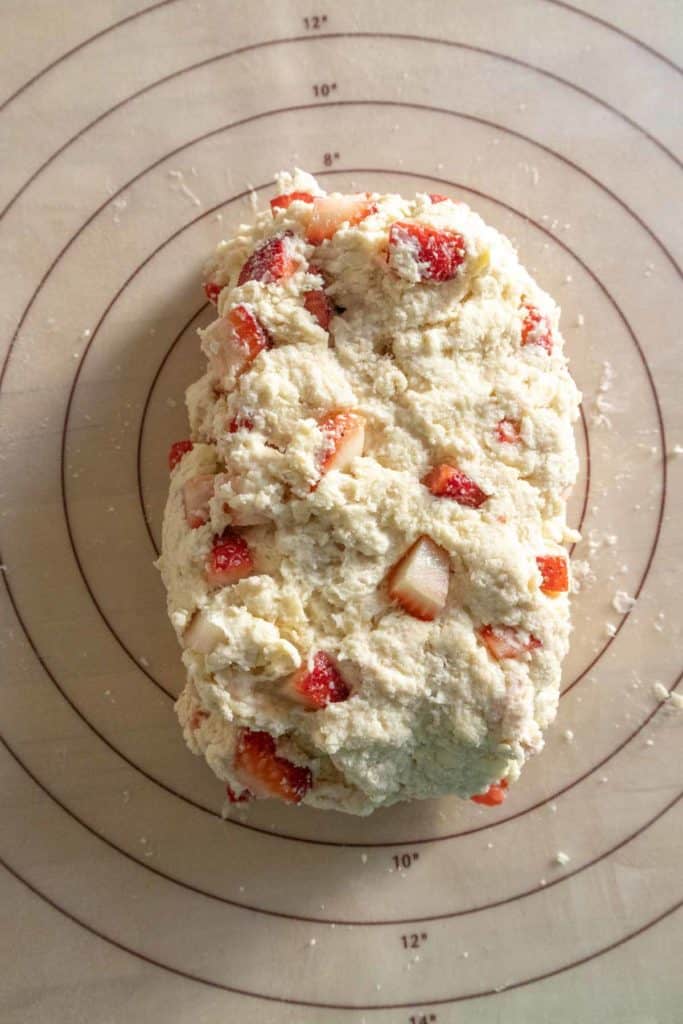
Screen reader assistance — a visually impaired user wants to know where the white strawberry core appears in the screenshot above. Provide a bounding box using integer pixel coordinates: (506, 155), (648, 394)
(324, 417), (365, 473)
(281, 669), (314, 706)
(391, 536), (450, 618)
(308, 195), (370, 241)
(183, 474), (215, 527)
(203, 316), (249, 378)
(183, 609), (226, 653)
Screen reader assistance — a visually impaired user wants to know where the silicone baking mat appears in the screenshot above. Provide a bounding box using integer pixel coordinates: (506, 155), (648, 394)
(1, 2), (681, 1021)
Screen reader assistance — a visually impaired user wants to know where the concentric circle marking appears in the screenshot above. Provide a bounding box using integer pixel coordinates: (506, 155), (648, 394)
(2, 133), (671, 848)
(1, 668), (681, 925)
(2, 18), (680, 1012)
(4, 549), (680, 862)
(2, 127), (671, 849)
(544, 0), (683, 73)
(1, 839), (680, 1009)
(0, 0), (179, 113)
(3, 96), (681, 396)
(4, 0), (677, 119)
(57, 135), (658, 843)
(1, 29), (681, 231)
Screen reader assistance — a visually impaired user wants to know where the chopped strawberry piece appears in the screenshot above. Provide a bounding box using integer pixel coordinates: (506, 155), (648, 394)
(270, 191), (314, 213)
(226, 784), (252, 804)
(306, 194), (376, 244)
(496, 418), (521, 444)
(204, 280), (222, 304)
(521, 303), (553, 354)
(423, 464), (488, 508)
(316, 410), (366, 482)
(282, 652), (351, 709)
(228, 414), (255, 434)
(230, 304), (272, 358)
(206, 530), (254, 587)
(471, 779), (508, 806)
(428, 193), (450, 204)
(234, 729), (312, 804)
(183, 474), (215, 529)
(308, 262), (330, 285)
(237, 231), (298, 286)
(303, 289), (333, 330)
(189, 708), (209, 730)
(227, 506), (270, 527)
(536, 555), (569, 596)
(477, 624), (542, 660)
(204, 306), (272, 379)
(168, 440), (194, 471)
(227, 303), (272, 371)
(387, 221), (467, 282)
(387, 535), (450, 621)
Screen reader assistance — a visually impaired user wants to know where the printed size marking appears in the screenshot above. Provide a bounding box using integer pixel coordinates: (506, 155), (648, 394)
(401, 932), (428, 950)
(313, 82), (337, 98)
(392, 852), (420, 870)
(323, 152), (340, 166)
(303, 14), (328, 30)
(409, 1015), (437, 1023)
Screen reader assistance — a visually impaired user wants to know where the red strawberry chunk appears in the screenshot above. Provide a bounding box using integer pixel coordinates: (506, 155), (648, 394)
(303, 289), (333, 330)
(521, 303), (553, 354)
(168, 440), (194, 471)
(183, 474), (215, 529)
(477, 624), (542, 660)
(316, 410), (366, 481)
(229, 304), (272, 361)
(270, 191), (314, 213)
(387, 221), (467, 282)
(234, 729), (312, 804)
(206, 530), (254, 587)
(428, 193), (450, 204)
(306, 194), (376, 245)
(226, 784), (252, 804)
(283, 652), (351, 709)
(387, 535), (450, 621)
(536, 555), (569, 596)
(228, 414), (255, 434)
(189, 708), (209, 730)
(471, 779), (508, 806)
(496, 418), (521, 444)
(204, 280), (222, 304)
(423, 464), (488, 508)
(237, 231), (298, 286)
(205, 306), (271, 380)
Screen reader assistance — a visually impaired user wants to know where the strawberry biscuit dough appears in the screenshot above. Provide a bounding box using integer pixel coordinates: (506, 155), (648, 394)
(158, 170), (580, 815)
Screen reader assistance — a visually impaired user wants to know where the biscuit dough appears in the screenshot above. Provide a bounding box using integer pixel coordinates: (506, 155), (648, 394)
(158, 170), (580, 815)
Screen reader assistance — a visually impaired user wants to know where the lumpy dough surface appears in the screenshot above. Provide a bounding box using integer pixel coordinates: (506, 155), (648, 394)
(158, 170), (580, 815)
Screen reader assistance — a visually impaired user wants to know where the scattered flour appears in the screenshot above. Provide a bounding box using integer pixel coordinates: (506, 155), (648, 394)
(168, 169), (202, 207)
(612, 590), (636, 614)
(591, 360), (615, 427)
(653, 682), (669, 703)
(570, 559), (595, 592)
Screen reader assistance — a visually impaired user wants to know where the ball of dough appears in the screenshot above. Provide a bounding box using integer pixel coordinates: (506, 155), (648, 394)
(158, 170), (580, 815)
